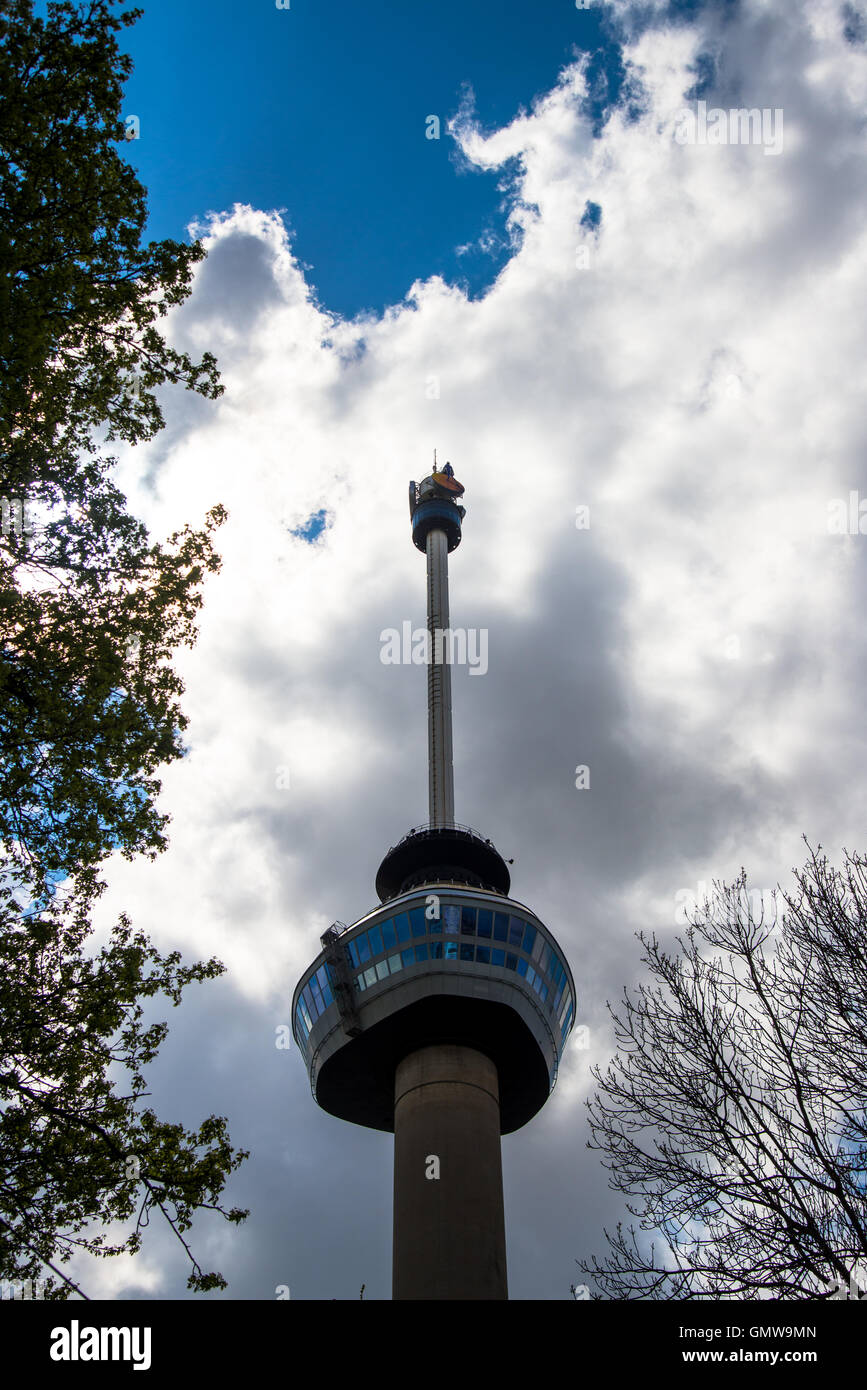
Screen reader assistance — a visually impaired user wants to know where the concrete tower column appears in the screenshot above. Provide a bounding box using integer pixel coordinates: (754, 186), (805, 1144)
(392, 1044), (508, 1300)
(426, 527), (455, 827)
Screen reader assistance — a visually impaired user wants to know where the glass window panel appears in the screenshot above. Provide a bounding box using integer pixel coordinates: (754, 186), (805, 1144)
(381, 917), (397, 950)
(389, 953), (402, 974)
(516, 957), (528, 977)
(443, 905), (461, 934)
(491, 948), (505, 967)
(348, 939), (360, 968)
(461, 906), (476, 935)
(395, 913), (411, 943)
(533, 976), (542, 995)
(429, 914), (442, 934)
(476, 946), (491, 965)
(375, 958), (389, 981)
(414, 943), (429, 962)
(430, 941), (443, 959)
(302, 985), (317, 1019)
(410, 907), (426, 938)
(522, 923), (537, 954)
(316, 966), (334, 1007)
(538, 942), (550, 973)
(363, 965), (377, 988)
(505, 952), (517, 971)
(367, 923), (383, 958)
(460, 943), (474, 961)
(494, 913), (509, 942)
(298, 1002), (312, 1034)
(401, 947), (415, 967)
(540, 982), (548, 1002)
(553, 986), (564, 1014)
(526, 966), (536, 986)
(357, 933), (371, 964)
(477, 909), (493, 938)
(444, 941), (458, 959)
(531, 932), (544, 962)
(508, 917), (524, 946)
(355, 973), (366, 992)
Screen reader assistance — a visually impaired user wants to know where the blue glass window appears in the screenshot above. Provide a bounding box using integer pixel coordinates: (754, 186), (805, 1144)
(316, 965), (333, 1007)
(401, 947), (415, 967)
(348, 939), (361, 968)
(429, 913), (442, 934)
(298, 1000), (312, 1033)
(443, 905), (460, 934)
(522, 922), (536, 954)
(540, 981), (548, 1002)
(357, 933), (371, 965)
(494, 913), (509, 942)
(302, 985), (318, 1019)
(375, 958), (389, 980)
(414, 943), (429, 963)
(430, 941), (443, 959)
(389, 954), (402, 975)
(516, 957), (528, 977)
(368, 923), (383, 958)
(309, 978), (324, 1015)
(460, 943), (474, 961)
(491, 948), (505, 967)
(505, 953), (517, 971)
(477, 909), (493, 938)
(444, 941), (458, 959)
(476, 946), (491, 964)
(382, 917), (397, 951)
(508, 917), (524, 946)
(395, 913), (411, 943)
(363, 965), (377, 988)
(553, 986), (564, 1013)
(526, 966), (536, 987)
(410, 907), (426, 938)
(461, 906), (476, 935)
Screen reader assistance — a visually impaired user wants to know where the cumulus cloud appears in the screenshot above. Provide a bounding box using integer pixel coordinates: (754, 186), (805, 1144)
(79, 0), (867, 1298)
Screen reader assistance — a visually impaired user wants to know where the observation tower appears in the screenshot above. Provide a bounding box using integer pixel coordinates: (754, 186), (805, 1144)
(292, 461), (575, 1300)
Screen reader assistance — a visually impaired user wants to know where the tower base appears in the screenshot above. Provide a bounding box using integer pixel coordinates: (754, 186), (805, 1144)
(392, 1044), (508, 1300)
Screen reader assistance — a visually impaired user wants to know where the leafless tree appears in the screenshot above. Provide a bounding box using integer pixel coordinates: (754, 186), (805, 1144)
(578, 842), (867, 1299)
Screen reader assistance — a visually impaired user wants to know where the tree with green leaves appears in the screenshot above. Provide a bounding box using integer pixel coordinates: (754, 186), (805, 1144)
(578, 843), (867, 1300)
(0, 0), (248, 1296)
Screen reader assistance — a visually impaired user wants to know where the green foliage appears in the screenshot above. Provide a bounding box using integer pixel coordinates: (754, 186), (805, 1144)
(0, 0), (248, 1296)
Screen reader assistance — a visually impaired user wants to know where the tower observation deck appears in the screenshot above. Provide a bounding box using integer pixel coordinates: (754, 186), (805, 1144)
(292, 461), (575, 1300)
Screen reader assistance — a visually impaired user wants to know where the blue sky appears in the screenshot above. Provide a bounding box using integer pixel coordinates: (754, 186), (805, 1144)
(119, 0), (622, 316)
